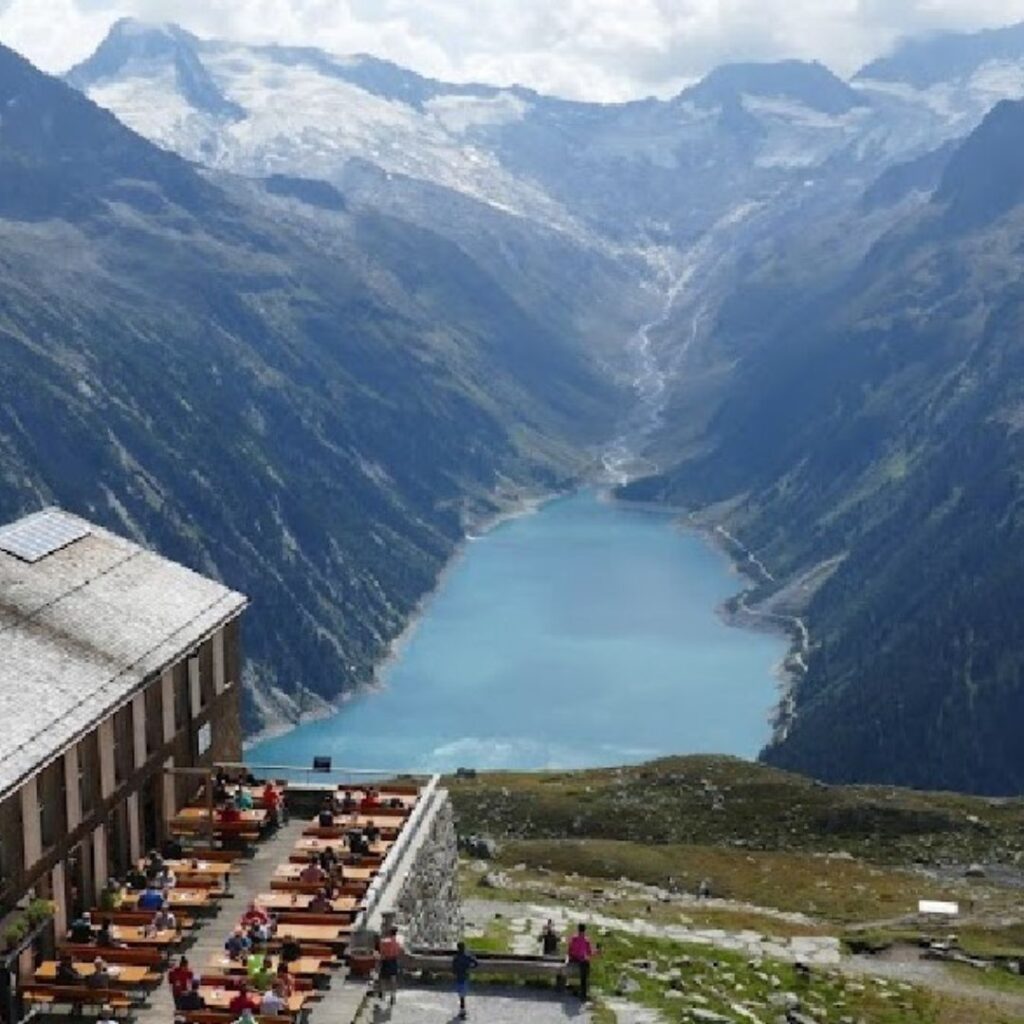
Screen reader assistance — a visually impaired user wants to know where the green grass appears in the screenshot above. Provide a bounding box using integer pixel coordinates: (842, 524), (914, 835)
(488, 837), (977, 924)
(588, 929), (939, 1023)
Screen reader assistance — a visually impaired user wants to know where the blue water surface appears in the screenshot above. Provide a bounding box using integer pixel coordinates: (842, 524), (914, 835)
(247, 491), (786, 773)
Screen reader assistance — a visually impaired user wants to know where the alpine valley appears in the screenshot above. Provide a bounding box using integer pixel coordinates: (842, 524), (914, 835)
(5, 17), (1024, 790)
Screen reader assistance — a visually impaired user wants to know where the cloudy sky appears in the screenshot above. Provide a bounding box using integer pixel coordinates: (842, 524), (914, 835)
(3, 0), (1024, 100)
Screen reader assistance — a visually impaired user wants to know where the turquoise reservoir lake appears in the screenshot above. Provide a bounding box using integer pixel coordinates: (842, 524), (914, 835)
(247, 491), (787, 772)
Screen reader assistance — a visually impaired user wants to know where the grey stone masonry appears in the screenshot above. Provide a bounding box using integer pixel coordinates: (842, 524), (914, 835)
(394, 792), (462, 947)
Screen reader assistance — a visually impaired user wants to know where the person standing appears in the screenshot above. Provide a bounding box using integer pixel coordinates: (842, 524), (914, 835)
(451, 941), (479, 1019)
(376, 926), (403, 1007)
(567, 923), (595, 1002)
(539, 919), (560, 957)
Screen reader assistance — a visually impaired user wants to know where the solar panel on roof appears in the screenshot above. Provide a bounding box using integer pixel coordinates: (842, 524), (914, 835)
(0, 510), (91, 563)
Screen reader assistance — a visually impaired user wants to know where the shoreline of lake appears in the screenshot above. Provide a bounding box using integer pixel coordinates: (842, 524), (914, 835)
(247, 489), (789, 771)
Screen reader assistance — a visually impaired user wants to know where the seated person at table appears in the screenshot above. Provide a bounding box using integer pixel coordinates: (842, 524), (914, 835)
(246, 950), (269, 979)
(213, 769), (230, 803)
(309, 888), (331, 913)
(347, 829), (369, 857)
(55, 952), (80, 985)
(299, 857), (325, 884)
(161, 836), (184, 860)
(168, 956), (194, 1006)
(279, 934), (302, 965)
(177, 978), (205, 1012)
(155, 864), (177, 889)
(275, 963), (296, 995)
(124, 865), (148, 891)
(251, 960), (276, 993)
(247, 918), (270, 945)
(336, 789), (357, 814)
(234, 1008), (257, 1024)
(96, 918), (126, 949)
(317, 846), (336, 872)
(219, 801), (241, 823)
(360, 788), (380, 812)
(228, 983), (260, 1014)
(87, 957), (112, 989)
(364, 820), (381, 846)
(98, 878), (123, 912)
(234, 785), (254, 811)
(225, 927), (252, 961)
(317, 799), (334, 828)
(241, 901), (269, 928)
(260, 983), (287, 1014)
(153, 903), (177, 933)
(69, 910), (94, 944)
(137, 884), (165, 911)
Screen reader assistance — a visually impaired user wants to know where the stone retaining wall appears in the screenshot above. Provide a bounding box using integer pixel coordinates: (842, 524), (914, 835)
(394, 791), (462, 947)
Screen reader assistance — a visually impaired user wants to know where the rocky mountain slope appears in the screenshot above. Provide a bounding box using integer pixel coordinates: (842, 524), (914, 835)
(623, 97), (1024, 794)
(15, 15), (1024, 779)
(0, 42), (633, 729)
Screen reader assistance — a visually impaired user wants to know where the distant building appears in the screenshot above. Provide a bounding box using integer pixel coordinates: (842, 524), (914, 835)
(0, 508), (246, 953)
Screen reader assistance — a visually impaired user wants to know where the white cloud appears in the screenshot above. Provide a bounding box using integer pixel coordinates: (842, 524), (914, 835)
(3, 0), (1024, 100)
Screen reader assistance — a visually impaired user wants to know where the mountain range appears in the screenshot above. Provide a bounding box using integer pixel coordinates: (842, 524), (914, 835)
(6, 17), (1024, 788)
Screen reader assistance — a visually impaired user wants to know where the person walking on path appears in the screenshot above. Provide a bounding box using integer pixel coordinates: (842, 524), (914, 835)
(567, 923), (596, 1003)
(539, 919), (560, 956)
(376, 926), (404, 1007)
(451, 941), (479, 1019)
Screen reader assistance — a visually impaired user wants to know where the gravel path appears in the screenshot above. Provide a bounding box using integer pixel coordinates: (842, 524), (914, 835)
(356, 985), (591, 1023)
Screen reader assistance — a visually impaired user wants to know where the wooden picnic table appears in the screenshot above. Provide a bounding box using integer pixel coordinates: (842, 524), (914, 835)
(332, 789), (418, 809)
(157, 859), (235, 876)
(107, 924), (179, 947)
(176, 808), (268, 825)
(120, 888), (212, 910)
(293, 837), (390, 857)
(274, 864), (376, 884)
(306, 814), (398, 831)
(266, 923), (349, 946)
(206, 954), (328, 978)
(255, 893), (360, 914)
(34, 962), (151, 986)
(198, 987), (308, 1014)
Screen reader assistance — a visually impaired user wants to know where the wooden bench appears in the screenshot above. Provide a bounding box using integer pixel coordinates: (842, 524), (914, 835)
(22, 984), (135, 1010)
(90, 909), (196, 930)
(60, 944), (164, 967)
(274, 913), (356, 927)
(181, 1012), (293, 1024)
(269, 880), (368, 897)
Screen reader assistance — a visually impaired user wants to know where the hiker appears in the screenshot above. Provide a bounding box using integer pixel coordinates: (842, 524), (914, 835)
(567, 923), (596, 1002)
(168, 956), (194, 1006)
(697, 878), (711, 900)
(451, 940), (479, 1019)
(539, 919), (560, 956)
(376, 925), (403, 1006)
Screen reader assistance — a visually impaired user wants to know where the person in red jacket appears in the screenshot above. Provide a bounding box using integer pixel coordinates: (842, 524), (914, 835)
(567, 923), (597, 1002)
(228, 983), (260, 1013)
(168, 956), (194, 1008)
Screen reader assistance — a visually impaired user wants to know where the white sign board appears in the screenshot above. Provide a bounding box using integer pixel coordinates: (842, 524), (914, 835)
(198, 722), (212, 756)
(918, 900), (959, 916)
